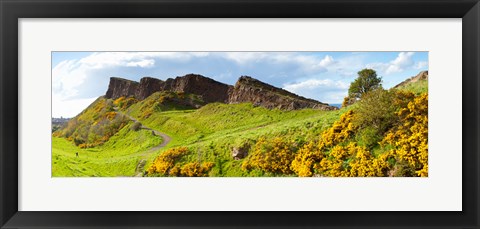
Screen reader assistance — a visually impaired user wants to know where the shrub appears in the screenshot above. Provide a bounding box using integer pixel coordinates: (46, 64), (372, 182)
(180, 162), (214, 177)
(147, 147), (216, 177)
(290, 141), (322, 177)
(242, 137), (296, 174)
(319, 110), (356, 150)
(130, 121), (142, 131)
(341, 96), (357, 108)
(148, 147), (190, 176)
(353, 89), (398, 135)
(356, 126), (382, 148)
(54, 97), (130, 148)
(73, 138), (85, 146)
(381, 93), (428, 177)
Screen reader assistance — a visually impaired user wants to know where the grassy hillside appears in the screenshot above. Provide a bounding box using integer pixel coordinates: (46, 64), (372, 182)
(132, 103), (347, 177)
(52, 93), (346, 176)
(396, 78), (428, 95)
(52, 77), (428, 177)
(52, 122), (162, 176)
(53, 97), (131, 148)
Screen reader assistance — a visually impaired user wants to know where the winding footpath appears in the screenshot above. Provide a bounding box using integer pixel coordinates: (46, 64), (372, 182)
(113, 107), (172, 177)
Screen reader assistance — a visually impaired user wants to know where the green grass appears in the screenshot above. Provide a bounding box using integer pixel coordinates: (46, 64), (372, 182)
(52, 122), (162, 177)
(396, 79), (428, 95)
(52, 85), (377, 177)
(127, 102), (350, 176)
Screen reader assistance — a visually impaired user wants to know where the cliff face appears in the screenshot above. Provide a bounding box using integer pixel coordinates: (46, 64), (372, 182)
(394, 71), (428, 88)
(228, 76), (337, 111)
(105, 77), (139, 99)
(105, 74), (231, 103)
(135, 77), (164, 100)
(105, 74), (336, 111)
(164, 74), (232, 103)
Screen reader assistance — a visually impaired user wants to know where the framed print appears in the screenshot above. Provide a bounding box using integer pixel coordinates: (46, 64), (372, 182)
(1, 0), (479, 228)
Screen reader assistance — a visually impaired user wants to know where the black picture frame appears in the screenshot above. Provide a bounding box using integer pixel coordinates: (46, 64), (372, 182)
(1, 0), (479, 228)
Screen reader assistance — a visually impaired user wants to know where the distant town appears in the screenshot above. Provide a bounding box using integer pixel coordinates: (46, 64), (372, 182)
(52, 117), (70, 132)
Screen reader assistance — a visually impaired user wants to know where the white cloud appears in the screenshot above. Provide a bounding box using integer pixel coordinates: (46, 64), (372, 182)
(391, 52), (415, 68)
(223, 52), (268, 64)
(77, 52), (197, 69)
(283, 79), (349, 103)
(52, 59), (89, 99)
(367, 52), (416, 75)
(415, 61), (428, 69)
(283, 79), (348, 92)
(52, 94), (97, 118)
(126, 59), (155, 68)
(319, 55), (335, 67)
(52, 52), (206, 99)
(223, 52), (335, 75)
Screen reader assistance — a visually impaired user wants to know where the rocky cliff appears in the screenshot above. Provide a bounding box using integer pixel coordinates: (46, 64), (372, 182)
(162, 74), (232, 103)
(105, 77), (139, 99)
(394, 71), (428, 88)
(135, 77), (164, 100)
(229, 76), (337, 111)
(106, 74), (231, 103)
(105, 74), (337, 111)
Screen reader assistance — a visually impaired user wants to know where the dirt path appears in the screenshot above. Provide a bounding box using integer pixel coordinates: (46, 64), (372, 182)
(114, 107), (172, 177)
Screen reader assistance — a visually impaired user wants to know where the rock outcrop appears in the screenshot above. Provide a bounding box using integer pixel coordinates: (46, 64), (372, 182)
(232, 146), (249, 160)
(228, 76), (337, 111)
(105, 74), (232, 103)
(105, 74), (337, 111)
(394, 71), (428, 88)
(135, 77), (164, 100)
(162, 74), (232, 103)
(105, 77), (139, 99)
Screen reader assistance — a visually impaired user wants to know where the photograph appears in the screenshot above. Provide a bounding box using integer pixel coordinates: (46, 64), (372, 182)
(51, 51), (428, 177)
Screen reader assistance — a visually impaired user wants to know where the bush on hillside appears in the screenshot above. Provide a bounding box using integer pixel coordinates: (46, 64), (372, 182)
(180, 162), (214, 177)
(381, 93), (428, 177)
(241, 137), (296, 175)
(353, 89), (397, 135)
(131, 121), (142, 131)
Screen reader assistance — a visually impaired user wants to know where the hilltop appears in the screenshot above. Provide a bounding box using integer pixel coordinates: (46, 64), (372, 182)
(105, 74), (337, 111)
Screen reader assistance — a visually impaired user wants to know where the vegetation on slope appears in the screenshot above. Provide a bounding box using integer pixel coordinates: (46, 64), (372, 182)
(53, 97), (130, 148)
(52, 69), (428, 177)
(52, 122), (162, 177)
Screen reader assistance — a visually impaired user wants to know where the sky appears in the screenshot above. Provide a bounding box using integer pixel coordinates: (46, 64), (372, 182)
(52, 51), (428, 118)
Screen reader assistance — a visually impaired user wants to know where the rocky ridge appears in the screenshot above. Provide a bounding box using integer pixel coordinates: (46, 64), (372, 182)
(105, 74), (337, 111)
(229, 76), (336, 111)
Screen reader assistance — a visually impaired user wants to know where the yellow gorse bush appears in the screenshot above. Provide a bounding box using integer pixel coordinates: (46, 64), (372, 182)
(148, 147), (189, 175)
(290, 92), (427, 177)
(113, 96), (138, 110)
(319, 110), (356, 149)
(290, 141), (322, 177)
(291, 111), (356, 177)
(148, 147), (214, 177)
(241, 137), (296, 174)
(381, 93), (428, 177)
(180, 162), (214, 177)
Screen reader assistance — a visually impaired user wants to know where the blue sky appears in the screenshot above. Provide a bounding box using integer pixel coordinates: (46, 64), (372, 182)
(52, 51), (428, 118)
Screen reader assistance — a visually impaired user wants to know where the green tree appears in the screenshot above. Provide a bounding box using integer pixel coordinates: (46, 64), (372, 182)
(348, 69), (382, 99)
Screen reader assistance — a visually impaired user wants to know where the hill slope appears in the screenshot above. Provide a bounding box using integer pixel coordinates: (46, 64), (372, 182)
(52, 71), (428, 177)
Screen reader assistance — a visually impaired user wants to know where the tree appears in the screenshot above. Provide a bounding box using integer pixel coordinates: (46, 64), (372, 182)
(348, 69), (382, 99)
